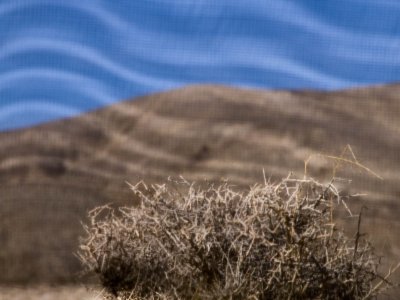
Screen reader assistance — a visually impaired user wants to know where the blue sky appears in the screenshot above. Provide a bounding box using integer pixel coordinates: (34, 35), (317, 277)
(1, 0), (400, 130)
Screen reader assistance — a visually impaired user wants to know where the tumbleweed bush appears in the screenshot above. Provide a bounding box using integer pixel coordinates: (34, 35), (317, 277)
(78, 176), (396, 299)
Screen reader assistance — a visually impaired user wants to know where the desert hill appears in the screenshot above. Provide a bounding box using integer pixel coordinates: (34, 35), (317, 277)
(1, 84), (400, 285)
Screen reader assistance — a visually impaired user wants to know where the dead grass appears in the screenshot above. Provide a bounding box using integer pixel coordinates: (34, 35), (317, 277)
(78, 174), (398, 299)
(0, 285), (96, 300)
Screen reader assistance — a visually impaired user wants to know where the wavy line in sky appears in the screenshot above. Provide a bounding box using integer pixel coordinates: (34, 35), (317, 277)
(0, 68), (116, 105)
(0, 100), (80, 120)
(1, 0), (400, 131)
(0, 36), (357, 89)
(4, 0), (399, 52)
(1, 0), (397, 86)
(0, 0), (127, 31)
(0, 38), (179, 88)
(0, 100), (81, 130)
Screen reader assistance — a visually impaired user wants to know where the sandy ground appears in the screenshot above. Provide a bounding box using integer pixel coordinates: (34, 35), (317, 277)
(0, 286), (103, 300)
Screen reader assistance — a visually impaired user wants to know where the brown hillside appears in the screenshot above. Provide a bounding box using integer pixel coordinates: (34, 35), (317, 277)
(1, 84), (400, 286)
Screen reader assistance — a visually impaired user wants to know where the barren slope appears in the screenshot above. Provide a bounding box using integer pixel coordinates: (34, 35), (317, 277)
(1, 84), (400, 286)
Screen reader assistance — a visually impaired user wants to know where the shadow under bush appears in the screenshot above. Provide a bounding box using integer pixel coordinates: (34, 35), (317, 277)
(78, 176), (396, 299)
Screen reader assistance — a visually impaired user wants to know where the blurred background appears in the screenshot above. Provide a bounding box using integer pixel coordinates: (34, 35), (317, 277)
(1, 0), (400, 299)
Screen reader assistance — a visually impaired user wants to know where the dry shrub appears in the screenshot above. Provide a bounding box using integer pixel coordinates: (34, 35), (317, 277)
(78, 176), (396, 299)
